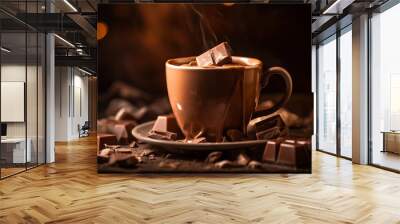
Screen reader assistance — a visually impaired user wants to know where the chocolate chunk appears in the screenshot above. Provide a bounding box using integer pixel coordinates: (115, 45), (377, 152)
(206, 151), (223, 163)
(256, 127), (281, 140)
(133, 107), (149, 121)
(196, 49), (215, 67)
(110, 121), (136, 144)
(152, 114), (181, 136)
(140, 149), (156, 157)
(263, 138), (284, 163)
(129, 141), (138, 148)
(148, 130), (177, 141)
(108, 153), (138, 168)
(99, 148), (114, 157)
(276, 142), (309, 168)
(104, 144), (120, 150)
(226, 129), (243, 142)
(236, 152), (250, 166)
(105, 98), (138, 117)
(247, 114), (288, 140)
(115, 108), (137, 121)
(188, 137), (207, 143)
(196, 42), (232, 67)
(97, 134), (117, 153)
(248, 160), (263, 169)
(212, 42), (232, 65)
(158, 161), (180, 169)
(115, 147), (133, 153)
(214, 160), (238, 168)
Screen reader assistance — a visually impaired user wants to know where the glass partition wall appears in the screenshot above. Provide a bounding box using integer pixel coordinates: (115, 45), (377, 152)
(370, 2), (400, 171)
(0, 3), (46, 179)
(316, 25), (352, 159)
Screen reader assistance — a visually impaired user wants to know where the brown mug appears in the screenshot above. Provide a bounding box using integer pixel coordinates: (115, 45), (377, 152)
(166, 56), (292, 142)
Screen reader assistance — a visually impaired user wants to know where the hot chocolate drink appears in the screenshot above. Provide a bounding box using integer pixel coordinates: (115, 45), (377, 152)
(164, 42), (292, 142)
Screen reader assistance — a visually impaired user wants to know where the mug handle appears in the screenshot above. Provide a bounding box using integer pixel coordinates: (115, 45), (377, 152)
(252, 66), (293, 118)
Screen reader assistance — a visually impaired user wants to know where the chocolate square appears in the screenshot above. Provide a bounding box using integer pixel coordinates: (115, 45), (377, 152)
(276, 142), (308, 168)
(97, 134), (117, 153)
(263, 138), (284, 163)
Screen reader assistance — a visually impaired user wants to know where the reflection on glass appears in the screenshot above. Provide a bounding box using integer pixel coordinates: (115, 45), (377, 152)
(27, 31), (38, 169)
(317, 36), (337, 154)
(371, 3), (400, 171)
(1, 32), (27, 177)
(340, 29), (352, 158)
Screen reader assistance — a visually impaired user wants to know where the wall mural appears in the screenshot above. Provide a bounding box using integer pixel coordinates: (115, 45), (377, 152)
(97, 4), (313, 173)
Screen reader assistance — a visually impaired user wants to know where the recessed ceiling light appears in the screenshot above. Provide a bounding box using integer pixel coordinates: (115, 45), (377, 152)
(1, 47), (11, 53)
(63, 0), (78, 12)
(54, 34), (75, 48)
(78, 67), (93, 76)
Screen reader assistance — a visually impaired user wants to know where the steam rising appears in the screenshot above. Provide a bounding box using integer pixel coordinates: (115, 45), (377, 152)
(190, 6), (219, 51)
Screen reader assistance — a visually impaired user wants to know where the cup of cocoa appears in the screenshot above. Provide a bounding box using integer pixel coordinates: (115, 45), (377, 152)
(166, 43), (292, 142)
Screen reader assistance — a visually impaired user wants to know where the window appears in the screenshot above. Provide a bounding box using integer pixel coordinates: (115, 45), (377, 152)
(317, 35), (337, 154)
(370, 2), (400, 171)
(339, 27), (352, 158)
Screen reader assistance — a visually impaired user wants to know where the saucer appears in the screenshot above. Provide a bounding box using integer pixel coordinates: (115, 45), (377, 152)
(132, 121), (268, 152)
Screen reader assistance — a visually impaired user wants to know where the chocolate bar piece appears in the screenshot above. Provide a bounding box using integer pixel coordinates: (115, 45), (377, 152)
(247, 114), (288, 140)
(109, 120), (136, 144)
(148, 130), (177, 141)
(206, 151), (223, 163)
(97, 134), (117, 153)
(276, 142), (309, 168)
(196, 42), (232, 67)
(212, 42), (232, 65)
(263, 138), (284, 163)
(256, 127), (281, 140)
(236, 152), (250, 166)
(115, 108), (136, 121)
(196, 50), (215, 67)
(152, 114), (181, 136)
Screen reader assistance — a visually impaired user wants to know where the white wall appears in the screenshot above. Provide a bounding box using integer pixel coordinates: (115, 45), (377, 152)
(55, 66), (89, 141)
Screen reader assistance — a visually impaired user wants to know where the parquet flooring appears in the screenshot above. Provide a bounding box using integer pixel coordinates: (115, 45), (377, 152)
(1, 136), (400, 223)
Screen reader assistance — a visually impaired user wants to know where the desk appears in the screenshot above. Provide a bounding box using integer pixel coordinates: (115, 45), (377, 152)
(382, 131), (400, 154)
(1, 138), (31, 163)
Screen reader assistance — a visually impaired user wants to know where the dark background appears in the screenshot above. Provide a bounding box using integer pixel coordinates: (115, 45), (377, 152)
(98, 4), (312, 119)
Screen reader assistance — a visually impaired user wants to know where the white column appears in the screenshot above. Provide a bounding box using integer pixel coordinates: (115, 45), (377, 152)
(312, 45), (317, 151)
(45, 0), (55, 163)
(352, 14), (369, 164)
(46, 33), (55, 163)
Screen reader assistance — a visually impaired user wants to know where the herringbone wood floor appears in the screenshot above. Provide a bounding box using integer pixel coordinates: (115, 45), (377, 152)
(1, 136), (400, 224)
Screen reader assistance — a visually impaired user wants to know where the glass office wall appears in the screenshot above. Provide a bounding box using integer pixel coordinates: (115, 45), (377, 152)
(0, 31), (28, 177)
(317, 35), (337, 154)
(339, 27), (352, 158)
(0, 2), (46, 179)
(370, 2), (400, 171)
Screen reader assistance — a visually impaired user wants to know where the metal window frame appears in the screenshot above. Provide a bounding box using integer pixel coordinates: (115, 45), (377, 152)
(315, 23), (353, 161)
(0, 0), (47, 180)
